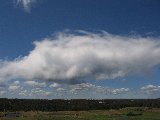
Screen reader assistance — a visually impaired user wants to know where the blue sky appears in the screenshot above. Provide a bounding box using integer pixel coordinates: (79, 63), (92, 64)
(0, 0), (160, 99)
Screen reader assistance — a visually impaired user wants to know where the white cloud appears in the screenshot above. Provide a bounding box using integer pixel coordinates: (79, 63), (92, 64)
(69, 83), (105, 95)
(1, 31), (160, 83)
(19, 88), (52, 97)
(56, 88), (65, 92)
(49, 83), (60, 88)
(69, 83), (96, 93)
(8, 81), (22, 91)
(69, 83), (129, 95)
(16, 0), (37, 12)
(19, 90), (28, 96)
(141, 85), (160, 93)
(25, 81), (46, 88)
(110, 88), (129, 95)
(45, 91), (52, 96)
(13, 81), (20, 85)
(8, 85), (21, 91)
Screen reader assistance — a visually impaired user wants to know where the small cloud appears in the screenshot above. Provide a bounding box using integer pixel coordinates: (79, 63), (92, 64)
(69, 83), (95, 93)
(16, 0), (37, 12)
(19, 88), (49, 97)
(141, 85), (160, 94)
(8, 80), (22, 91)
(56, 88), (65, 92)
(49, 83), (60, 88)
(19, 90), (28, 96)
(110, 88), (129, 95)
(13, 81), (20, 85)
(8, 85), (21, 91)
(45, 91), (52, 96)
(25, 81), (46, 88)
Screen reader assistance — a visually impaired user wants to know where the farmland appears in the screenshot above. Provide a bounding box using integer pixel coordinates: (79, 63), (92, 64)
(1, 108), (160, 120)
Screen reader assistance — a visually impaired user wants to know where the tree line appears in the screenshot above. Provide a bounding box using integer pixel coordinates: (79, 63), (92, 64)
(0, 98), (160, 112)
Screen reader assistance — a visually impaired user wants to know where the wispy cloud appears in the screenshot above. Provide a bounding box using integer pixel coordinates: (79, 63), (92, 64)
(25, 81), (46, 88)
(16, 0), (37, 12)
(110, 88), (129, 95)
(0, 31), (160, 83)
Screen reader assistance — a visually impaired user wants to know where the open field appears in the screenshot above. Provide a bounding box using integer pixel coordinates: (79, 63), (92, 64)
(1, 108), (160, 120)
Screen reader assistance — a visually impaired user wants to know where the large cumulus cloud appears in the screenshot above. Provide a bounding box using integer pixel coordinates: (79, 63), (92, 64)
(0, 31), (160, 82)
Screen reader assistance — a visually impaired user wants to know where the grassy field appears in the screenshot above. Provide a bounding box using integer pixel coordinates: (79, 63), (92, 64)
(1, 108), (160, 120)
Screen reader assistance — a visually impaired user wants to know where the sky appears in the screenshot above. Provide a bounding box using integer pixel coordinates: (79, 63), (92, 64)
(0, 0), (160, 99)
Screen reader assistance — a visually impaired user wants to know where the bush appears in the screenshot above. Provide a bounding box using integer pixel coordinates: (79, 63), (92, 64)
(126, 112), (142, 116)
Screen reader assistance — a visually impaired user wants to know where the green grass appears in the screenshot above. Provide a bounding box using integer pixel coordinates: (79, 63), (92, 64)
(1, 108), (160, 120)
